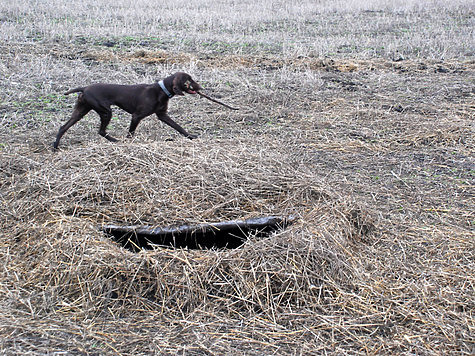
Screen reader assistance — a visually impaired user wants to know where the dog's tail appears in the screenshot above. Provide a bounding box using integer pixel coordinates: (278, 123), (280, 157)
(64, 87), (85, 95)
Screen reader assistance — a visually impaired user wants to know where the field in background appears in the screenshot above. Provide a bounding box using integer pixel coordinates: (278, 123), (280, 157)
(0, 0), (473, 354)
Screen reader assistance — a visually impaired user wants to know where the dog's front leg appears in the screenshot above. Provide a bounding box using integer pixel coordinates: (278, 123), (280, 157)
(127, 113), (148, 138)
(157, 113), (197, 139)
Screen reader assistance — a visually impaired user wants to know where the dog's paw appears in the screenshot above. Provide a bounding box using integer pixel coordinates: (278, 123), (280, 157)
(187, 134), (198, 140)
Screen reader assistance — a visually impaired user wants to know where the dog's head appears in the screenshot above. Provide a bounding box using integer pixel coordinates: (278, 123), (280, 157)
(172, 72), (201, 96)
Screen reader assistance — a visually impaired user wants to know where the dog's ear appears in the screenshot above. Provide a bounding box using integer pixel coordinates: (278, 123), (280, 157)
(172, 76), (185, 96)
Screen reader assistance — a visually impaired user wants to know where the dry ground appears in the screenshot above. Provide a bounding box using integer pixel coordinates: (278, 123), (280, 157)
(0, 1), (474, 355)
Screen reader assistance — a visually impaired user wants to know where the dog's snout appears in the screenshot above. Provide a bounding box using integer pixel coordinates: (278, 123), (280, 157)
(186, 80), (198, 90)
(191, 81), (201, 91)
(184, 78), (201, 94)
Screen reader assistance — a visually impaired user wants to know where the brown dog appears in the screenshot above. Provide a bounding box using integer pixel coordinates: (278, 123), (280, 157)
(53, 72), (201, 149)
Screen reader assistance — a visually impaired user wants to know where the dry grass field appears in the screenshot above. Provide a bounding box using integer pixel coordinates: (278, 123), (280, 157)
(0, 0), (474, 354)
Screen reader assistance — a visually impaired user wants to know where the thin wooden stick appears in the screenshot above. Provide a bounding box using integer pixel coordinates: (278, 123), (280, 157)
(197, 91), (239, 110)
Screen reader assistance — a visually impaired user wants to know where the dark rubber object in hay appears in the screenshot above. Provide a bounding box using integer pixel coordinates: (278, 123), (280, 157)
(102, 215), (295, 251)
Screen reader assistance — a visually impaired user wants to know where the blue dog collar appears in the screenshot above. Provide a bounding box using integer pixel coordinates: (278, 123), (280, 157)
(158, 80), (173, 98)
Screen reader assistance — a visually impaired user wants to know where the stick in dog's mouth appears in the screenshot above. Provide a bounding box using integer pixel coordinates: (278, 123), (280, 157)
(196, 91), (239, 110)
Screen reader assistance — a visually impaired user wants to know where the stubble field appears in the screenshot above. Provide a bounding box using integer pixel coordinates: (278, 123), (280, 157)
(0, 0), (474, 354)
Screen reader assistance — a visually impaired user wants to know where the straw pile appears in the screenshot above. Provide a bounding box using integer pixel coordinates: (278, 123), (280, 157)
(1, 136), (377, 354)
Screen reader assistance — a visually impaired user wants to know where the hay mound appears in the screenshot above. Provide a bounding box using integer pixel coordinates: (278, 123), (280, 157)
(0, 138), (370, 353)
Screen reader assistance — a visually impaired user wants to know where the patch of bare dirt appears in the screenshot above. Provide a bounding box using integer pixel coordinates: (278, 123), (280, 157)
(48, 44), (475, 73)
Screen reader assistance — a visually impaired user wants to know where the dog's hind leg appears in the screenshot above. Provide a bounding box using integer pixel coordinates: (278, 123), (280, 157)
(97, 108), (118, 142)
(54, 95), (91, 149)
